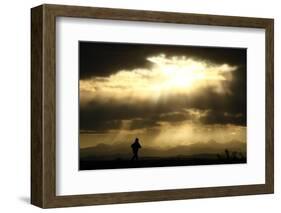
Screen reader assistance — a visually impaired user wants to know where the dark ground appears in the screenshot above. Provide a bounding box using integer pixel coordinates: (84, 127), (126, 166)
(79, 154), (246, 170)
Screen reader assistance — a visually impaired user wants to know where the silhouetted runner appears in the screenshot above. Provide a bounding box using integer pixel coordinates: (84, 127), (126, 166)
(131, 138), (142, 161)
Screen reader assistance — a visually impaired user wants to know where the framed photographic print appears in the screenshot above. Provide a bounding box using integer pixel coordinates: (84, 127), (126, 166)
(31, 4), (274, 208)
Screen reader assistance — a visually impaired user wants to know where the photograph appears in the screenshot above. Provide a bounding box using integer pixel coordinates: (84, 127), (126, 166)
(30, 4), (274, 208)
(79, 41), (247, 170)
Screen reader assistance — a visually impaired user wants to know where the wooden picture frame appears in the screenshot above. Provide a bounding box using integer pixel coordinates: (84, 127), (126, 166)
(31, 4), (274, 208)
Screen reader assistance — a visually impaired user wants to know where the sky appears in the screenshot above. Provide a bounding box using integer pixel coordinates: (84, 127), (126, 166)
(79, 41), (246, 154)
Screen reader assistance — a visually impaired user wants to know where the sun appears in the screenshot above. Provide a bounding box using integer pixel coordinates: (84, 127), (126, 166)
(146, 54), (232, 93)
(80, 54), (237, 105)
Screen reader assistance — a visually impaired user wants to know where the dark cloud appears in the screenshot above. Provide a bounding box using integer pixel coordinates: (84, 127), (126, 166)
(80, 119), (123, 133)
(79, 41), (246, 79)
(129, 119), (161, 130)
(200, 110), (246, 126)
(157, 112), (191, 122)
(79, 42), (246, 132)
(79, 99), (176, 131)
(80, 88), (246, 132)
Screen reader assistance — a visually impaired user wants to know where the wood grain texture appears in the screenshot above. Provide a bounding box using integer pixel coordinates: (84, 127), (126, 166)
(31, 4), (274, 208)
(31, 5), (43, 207)
(265, 20), (274, 193)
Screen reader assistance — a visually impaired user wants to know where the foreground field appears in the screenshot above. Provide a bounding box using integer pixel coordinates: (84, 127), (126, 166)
(80, 153), (246, 170)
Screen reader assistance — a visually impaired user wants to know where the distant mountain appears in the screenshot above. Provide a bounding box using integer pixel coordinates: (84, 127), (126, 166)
(80, 140), (246, 160)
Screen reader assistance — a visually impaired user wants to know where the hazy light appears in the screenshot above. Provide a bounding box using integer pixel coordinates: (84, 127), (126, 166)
(80, 121), (246, 149)
(80, 54), (237, 106)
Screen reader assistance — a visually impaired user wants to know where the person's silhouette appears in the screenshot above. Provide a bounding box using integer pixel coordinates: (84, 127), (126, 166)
(131, 138), (142, 161)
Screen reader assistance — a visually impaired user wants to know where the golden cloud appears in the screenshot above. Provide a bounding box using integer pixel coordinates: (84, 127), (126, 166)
(80, 54), (237, 106)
